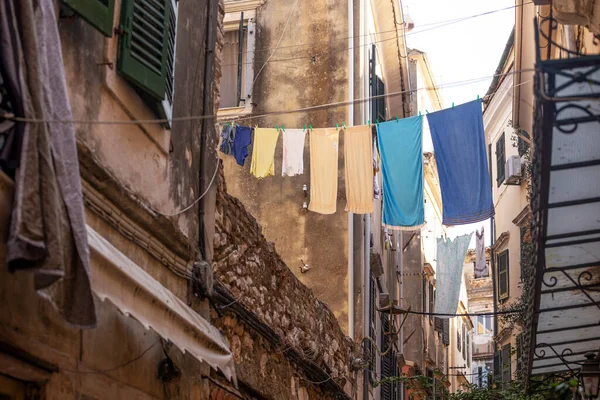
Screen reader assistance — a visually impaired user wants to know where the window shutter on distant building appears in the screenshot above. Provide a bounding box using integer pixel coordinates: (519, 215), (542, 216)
(498, 250), (510, 300)
(502, 344), (512, 387)
(442, 318), (450, 345)
(496, 133), (506, 186)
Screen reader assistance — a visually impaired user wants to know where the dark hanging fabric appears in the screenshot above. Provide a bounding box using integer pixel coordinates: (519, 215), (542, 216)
(426, 100), (494, 225)
(0, 0), (26, 175)
(4, 0), (96, 328)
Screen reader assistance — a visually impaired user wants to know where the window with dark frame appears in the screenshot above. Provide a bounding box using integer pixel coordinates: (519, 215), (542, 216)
(496, 132), (506, 187)
(221, 26), (248, 109)
(370, 44), (386, 123)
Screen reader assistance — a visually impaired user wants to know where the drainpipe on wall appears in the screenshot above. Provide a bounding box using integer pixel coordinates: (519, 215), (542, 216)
(348, 0), (355, 341)
(398, 231), (404, 400)
(363, 214), (371, 400)
(199, 0), (219, 261)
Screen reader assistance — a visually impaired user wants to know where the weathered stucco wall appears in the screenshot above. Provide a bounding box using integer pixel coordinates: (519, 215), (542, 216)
(221, 0), (351, 332)
(213, 169), (356, 399)
(60, 0), (211, 242)
(0, 1), (220, 399)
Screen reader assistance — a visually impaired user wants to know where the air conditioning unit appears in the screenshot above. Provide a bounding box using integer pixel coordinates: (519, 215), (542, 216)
(505, 155), (522, 185)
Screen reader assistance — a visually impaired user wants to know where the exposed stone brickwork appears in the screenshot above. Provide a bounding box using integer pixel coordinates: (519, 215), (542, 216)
(213, 168), (355, 397)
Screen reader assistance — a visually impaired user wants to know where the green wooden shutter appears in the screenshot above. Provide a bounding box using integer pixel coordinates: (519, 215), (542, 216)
(496, 133), (506, 187)
(498, 250), (510, 300)
(62, 0), (115, 37)
(157, 0), (178, 126)
(118, 0), (170, 100)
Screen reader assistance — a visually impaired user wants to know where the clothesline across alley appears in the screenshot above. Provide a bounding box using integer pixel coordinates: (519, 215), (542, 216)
(218, 99), (494, 230)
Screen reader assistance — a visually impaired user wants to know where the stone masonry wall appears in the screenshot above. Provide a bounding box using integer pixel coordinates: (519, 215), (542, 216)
(213, 168), (356, 398)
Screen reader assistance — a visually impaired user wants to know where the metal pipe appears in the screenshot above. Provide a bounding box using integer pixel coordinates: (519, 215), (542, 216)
(363, 214), (371, 400)
(347, 0), (355, 342)
(399, 231), (404, 400)
(236, 12), (245, 106)
(349, 213), (355, 340)
(199, 0), (218, 259)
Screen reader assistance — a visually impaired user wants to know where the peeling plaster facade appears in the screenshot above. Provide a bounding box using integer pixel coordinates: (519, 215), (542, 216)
(0, 0), (225, 398)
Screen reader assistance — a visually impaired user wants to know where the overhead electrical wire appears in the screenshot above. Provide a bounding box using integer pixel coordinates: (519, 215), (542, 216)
(2, 68), (536, 126)
(220, 2), (533, 67)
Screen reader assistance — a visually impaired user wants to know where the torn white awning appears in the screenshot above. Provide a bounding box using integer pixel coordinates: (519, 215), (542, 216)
(86, 225), (236, 384)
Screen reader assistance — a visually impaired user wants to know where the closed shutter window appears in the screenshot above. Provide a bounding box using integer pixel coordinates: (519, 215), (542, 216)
(434, 317), (443, 332)
(502, 344), (512, 387)
(376, 77), (386, 122)
(493, 350), (501, 384)
(516, 334), (523, 376)
(428, 282), (434, 322)
(118, 0), (178, 123)
(442, 318), (450, 345)
(422, 278), (427, 313)
(498, 250), (510, 300)
(496, 133), (506, 187)
(467, 333), (471, 367)
(462, 324), (466, 360)
(62, 0), (115, 37)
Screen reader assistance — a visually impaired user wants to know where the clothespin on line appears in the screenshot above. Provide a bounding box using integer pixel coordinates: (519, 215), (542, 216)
(309, 124), (313, 130)
(336, 123), (339, 130)
(452, 102), (454, 109)
(368, 119), (371, 126)
(395, 116), (399, 123)
(304, 124), (307, 131)
(282, 125), (285, 132)
(342, 122), (347, 129)
(418, 111), (422, 117)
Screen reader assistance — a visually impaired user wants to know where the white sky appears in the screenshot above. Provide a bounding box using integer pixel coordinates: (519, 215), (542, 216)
(403, 0), (515, 247)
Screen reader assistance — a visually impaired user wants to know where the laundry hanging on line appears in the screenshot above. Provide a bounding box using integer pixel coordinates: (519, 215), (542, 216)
(308, 128), (339, 215)
(218, 98), (495, 223)
(474, 227), (487, 278)
(344, 125), (374, 214)
(219, 124), (234, 155)
(281, 128), (306, 177)
(232, 125), (253, 166)
(250, 127), (279, 178)
(427, 100), (494, 225)
(377, 116), (425, 230)
(434, 233), (473, 317)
